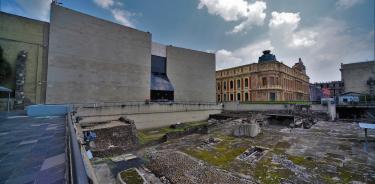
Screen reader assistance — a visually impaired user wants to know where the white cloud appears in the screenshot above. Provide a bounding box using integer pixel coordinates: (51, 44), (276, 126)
(198, 0), (248, 21)
(336, 0), (364, 9)
(231, 1), (267, 33)
(216, 40), (273, 70)
(269, 11), (317, 48)
(110, 9), (133, 27)
(269, 12), (300, 31)
(92, 0), (134, 27)
(93, 0), (114, 9)
(15, 0), (51, 21)
(198, 0), (267, 33)
(216, 17), (374, 82)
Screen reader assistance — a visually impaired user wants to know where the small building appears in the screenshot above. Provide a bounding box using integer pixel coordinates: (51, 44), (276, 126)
(311, 81), (344, 98)
(309, 84), (323, 102)
(338, 92), (361, 105)
(340, 61), (375, 95)
(216, 50), (310, 102)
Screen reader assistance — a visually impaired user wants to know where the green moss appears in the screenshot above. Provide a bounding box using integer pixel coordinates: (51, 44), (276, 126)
(254, 157), (293, 184)
(338, 169), (362, 184)
(138, 121), (208, 145)
(120, 169), (143, 184)
(287, 155), (316, 169)
(185, 140), (247, 168)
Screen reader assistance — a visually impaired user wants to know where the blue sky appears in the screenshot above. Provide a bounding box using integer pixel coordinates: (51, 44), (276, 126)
(1, 0), (374, 82)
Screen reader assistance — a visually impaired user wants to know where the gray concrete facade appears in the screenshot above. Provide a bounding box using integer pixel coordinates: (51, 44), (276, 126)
(341, 61), (375, 94)
(46, 4), (151, 104)
(167, 46), (216, 103)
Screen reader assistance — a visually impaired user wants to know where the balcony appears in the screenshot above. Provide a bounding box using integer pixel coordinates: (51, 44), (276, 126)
(257, 85), (282, 90)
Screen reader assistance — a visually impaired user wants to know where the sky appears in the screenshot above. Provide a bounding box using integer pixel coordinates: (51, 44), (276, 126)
(0, 0), (374, 82)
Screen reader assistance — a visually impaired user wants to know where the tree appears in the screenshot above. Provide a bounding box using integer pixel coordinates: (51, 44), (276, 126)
(0, 46), (11, 84)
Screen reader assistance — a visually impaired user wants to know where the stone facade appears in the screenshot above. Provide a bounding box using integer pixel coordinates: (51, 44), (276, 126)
(340, 61), (375, 95)
(216, 51), (310, 102)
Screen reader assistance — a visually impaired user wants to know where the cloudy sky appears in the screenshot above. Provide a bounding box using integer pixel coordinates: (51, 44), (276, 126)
(1, 0), (374, 82)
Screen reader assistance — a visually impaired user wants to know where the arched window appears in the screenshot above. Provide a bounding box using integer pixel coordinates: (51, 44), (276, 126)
(217, 82), (221, 91)
(237, 93), (241, 101)
(223, 81), (227, 90)
(237, 79), (241, 89)
(230, 81), (234, 89)
(244, 78), (249, 88)
(245, 93), (249, 101)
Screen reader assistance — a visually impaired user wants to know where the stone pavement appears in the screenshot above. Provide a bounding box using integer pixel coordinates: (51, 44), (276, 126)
(0, 112), (66, 184)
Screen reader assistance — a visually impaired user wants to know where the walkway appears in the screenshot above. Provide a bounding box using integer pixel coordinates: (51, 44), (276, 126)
(0, 112), (67, 184)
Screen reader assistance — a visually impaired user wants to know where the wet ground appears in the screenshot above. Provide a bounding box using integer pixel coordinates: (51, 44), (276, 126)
(92, 119), (375, 184)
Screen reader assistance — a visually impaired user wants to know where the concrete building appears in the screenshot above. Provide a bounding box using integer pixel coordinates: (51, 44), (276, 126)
(340, 61), (375, 95)
(311, 81), (344, 98)
(0, 3), (216, 107)
(216, 50), (310, 102)
(0, 12), (49, 107)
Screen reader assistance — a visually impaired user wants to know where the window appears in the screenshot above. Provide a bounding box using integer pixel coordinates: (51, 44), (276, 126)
(230, 81), (234, 89)
(217, 95), (221, 102)
(262, 77), (267, 86)
(230, 94), (234, 101)
(237, 93), (241, 101)
(237, 80), (241, 89)
(151, 55), (166, 74)
(270, 92), (276, 101)
(223, 81), (227, 90)
(217, 82), (221, 91)
(270, 77), (275, 85)
(224, 94), (227, 101)
(245, 78), (249, 88)
(245, 93), (249, 101)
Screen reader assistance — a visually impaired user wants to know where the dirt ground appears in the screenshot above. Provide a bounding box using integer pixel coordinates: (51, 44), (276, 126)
(91, 118), (375, 184)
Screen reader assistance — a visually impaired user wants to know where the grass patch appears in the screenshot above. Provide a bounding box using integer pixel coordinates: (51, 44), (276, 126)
(184, 134), (246, 168)
(138, 121), (208, 144)
(254, 157), (293, 184)
(287, 155), (316, 169)
(240, 101), (311, 105)
(120, 169), (143, 184)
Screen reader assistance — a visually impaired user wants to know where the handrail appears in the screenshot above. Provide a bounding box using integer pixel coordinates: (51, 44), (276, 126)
(67, 114), (90, 184)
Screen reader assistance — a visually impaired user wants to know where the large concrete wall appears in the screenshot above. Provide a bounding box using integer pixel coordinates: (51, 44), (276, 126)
(341, 61), (375, 94)
(46, 5), (151, 104)
(166, 46), (216, 103)
(223, 101), (328, 112)
(75, 103), (223, 129)
(0, 12), (49, 107)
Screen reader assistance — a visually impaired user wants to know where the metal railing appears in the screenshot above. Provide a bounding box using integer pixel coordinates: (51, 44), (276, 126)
(67, 114), (90, 184)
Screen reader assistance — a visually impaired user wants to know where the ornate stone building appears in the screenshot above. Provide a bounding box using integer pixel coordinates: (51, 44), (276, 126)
(216, 50), (310, 102)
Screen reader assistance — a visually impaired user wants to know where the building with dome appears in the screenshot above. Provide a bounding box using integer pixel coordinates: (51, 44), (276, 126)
(216, 50), (310, 102)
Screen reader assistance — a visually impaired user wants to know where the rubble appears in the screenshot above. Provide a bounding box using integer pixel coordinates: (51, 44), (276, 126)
(146, 150), (256, 184)
(81, 117), (139, 157)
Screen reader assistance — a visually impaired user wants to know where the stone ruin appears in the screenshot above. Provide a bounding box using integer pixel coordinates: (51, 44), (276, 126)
(233, 118), (262, 138)
(146, 150), (256, 184)
(81, 117), (139, 157)
(236, 146), (268, 164)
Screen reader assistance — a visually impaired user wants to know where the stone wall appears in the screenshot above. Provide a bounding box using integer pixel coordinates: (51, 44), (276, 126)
(46, 4), (151, 104)
(75, 103), (222, 129)
(167, 46), (216, 103)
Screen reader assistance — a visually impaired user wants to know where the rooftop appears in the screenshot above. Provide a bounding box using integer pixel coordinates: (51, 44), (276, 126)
(0, 111), (66, 184)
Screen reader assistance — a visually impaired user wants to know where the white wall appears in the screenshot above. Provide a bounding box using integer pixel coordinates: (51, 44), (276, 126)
(166, 46), (216, 103)
(46, 5), (151, 104)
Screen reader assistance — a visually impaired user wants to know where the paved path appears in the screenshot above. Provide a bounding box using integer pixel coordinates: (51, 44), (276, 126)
(0, 112), (66, 184)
